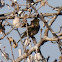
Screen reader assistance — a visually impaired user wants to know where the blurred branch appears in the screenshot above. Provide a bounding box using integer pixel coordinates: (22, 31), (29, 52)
(0, 48), (13, 62)
(0, 27), (15, 40)
(15, 38), (46, 62)
(0, 12), (62, 20)
(11, 45), (15, 60)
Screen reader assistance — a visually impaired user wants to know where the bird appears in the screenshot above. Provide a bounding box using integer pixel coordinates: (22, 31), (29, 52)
(0, 21), (5, 34)
(0, 0), (5, 8)
(21, 18), (40, 39)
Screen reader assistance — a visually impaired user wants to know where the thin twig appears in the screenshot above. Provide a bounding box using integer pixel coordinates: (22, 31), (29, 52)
(11, 45), (15, 60)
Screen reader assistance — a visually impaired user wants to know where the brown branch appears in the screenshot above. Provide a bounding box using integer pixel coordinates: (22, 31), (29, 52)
(0, 48), (13, 61)
(43, 12), (62, 17)
(0, 27), (15, 40)
(11, 45), (15, 60)
(49, 8), (62, 26)
(0, 11), (62, 20)
(15, 38), (46, 62)
(58, 33), (62, 36)
(44, 28), (48, 36)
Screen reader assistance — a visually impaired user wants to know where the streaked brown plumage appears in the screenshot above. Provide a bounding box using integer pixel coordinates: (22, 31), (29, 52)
(21, 18), (40, 39)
